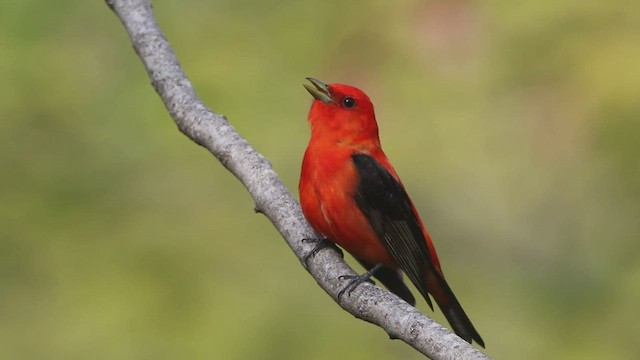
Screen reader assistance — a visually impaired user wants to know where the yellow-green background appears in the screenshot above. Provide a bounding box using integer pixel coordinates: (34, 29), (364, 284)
(2, 0), (639, 359)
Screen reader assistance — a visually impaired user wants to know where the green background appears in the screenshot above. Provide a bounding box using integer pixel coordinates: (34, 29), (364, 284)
(2, 0), (639, 359)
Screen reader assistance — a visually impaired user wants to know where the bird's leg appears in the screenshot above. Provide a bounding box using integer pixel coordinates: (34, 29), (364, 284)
(301, 237), (343, 267)
(337, 263), (384, 299)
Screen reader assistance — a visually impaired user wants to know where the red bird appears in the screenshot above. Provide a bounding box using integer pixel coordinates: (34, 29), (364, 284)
(299, 78), (484, 347)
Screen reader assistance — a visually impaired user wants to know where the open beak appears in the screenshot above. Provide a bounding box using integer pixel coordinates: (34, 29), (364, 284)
(304, 77), (334, 104)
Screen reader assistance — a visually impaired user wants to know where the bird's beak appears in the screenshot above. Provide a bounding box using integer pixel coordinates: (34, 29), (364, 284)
(304, 77), (334, 104)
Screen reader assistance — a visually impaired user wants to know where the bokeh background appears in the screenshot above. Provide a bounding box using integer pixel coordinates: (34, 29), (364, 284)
(2, 0), (639, 359)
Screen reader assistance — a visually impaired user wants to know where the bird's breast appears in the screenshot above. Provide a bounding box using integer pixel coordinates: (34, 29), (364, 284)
(299, 145), (395, 265)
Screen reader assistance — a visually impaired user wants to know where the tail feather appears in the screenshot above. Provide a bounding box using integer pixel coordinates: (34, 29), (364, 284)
(423, 267), (484, 347)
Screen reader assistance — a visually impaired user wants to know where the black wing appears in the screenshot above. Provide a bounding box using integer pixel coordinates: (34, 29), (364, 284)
(352, 154), (485, 347)
(351, 153), (436, 307)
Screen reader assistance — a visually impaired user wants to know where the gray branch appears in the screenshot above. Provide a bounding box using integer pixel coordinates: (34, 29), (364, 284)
(105, 1), (491, 359)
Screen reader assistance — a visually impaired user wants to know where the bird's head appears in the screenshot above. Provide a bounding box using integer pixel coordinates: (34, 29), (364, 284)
(304, 77), (379, 145)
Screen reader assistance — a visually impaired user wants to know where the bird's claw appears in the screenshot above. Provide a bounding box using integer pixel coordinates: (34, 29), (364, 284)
(336, 263), (383, 300)
(337, 274), (375, 299)
(302, 237), (343, 267)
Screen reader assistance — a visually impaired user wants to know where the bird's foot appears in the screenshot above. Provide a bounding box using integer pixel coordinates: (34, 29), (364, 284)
(337, 263), (384, 299)
(301, 237), (343, 267)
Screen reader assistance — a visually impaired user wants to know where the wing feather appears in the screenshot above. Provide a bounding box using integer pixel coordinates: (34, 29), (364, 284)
(351, 154), (435, 307)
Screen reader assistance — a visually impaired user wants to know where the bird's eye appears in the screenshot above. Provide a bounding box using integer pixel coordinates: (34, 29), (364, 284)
(342, 97), (356, 108)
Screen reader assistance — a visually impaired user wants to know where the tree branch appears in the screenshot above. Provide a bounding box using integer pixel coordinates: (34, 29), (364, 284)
(106, 1), (491, 359)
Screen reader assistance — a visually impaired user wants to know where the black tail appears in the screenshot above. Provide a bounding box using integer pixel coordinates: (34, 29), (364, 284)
(422, 266), (485, 347)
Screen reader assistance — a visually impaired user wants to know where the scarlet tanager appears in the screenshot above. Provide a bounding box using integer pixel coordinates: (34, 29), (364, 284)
(299, 78), (484, 347)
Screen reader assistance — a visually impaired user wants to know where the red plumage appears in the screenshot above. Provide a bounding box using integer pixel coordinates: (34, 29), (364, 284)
(299, 78), (484, 347)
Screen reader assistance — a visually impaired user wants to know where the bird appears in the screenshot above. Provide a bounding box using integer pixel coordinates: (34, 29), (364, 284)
(299, 77), (484, 347)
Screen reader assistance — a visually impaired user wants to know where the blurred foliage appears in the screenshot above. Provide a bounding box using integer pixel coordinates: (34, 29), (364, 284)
(1, 0), (639, 359)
